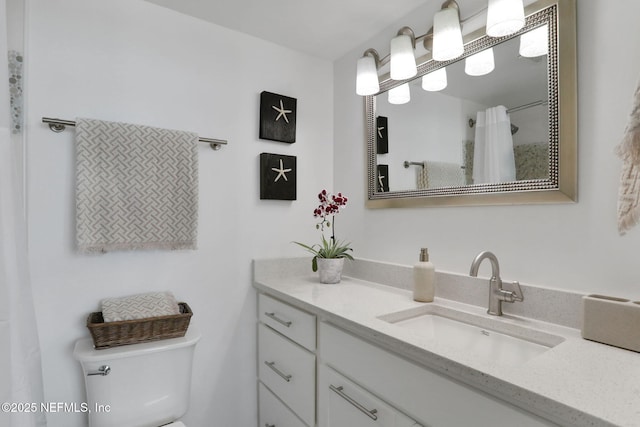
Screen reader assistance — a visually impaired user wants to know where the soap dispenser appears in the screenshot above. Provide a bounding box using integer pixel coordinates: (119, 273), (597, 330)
(413, 248), (435, 302)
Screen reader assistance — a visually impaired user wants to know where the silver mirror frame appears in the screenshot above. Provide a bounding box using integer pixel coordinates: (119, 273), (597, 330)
(366, 0), (576, 208)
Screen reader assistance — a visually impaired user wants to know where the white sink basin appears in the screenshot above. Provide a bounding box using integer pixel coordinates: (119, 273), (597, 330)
(378, 305), (564, 367)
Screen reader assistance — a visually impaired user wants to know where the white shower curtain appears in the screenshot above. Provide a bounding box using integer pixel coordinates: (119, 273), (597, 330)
(1, 0), (47, 425)
(472, 105), (516, 184)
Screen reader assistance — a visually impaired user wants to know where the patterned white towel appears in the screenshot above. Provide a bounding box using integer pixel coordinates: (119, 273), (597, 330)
(616, 79), (640, 235)
(75, 118), (199, 252)
(417, 161), (466, 189)
(101, 291), (180, 322)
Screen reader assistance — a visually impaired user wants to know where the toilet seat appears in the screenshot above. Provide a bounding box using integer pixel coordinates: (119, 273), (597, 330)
(162, 422), (186, 427)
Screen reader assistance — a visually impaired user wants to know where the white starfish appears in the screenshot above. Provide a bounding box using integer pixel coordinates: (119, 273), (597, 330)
(377, 126), (385, 138)
(378, 173), (386, 190)
(271, 158), (292, 182)
(272, 99), (292, 123)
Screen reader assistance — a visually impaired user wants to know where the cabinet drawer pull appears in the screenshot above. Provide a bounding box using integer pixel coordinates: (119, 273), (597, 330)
(329, 384), (378, 421)
(264, 361), (292, 382)
(264, 312), (292, 327)
(265, 424), (275, 427)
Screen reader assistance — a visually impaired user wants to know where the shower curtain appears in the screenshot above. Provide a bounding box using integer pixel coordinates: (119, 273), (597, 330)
(472, 105), (516, 184)
(1, 0), (47, 425)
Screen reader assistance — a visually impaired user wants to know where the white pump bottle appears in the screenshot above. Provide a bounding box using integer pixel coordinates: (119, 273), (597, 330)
(413, 248), (435, 302)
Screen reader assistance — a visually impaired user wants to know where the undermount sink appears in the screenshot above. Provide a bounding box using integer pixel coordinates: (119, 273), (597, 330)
(378, 304), (565, 367)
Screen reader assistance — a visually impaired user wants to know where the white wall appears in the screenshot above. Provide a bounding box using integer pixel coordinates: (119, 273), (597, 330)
(334, 0), (640, 299)
(25, 1), (333, 426)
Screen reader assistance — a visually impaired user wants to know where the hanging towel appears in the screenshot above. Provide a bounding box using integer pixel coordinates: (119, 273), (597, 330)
(75, 118), (199, 252)
(417, 162), (428, 189)
(101, 291), (181, 322)
(417, 161), (465, 189)
(616, 79), (640, 235)
(472, 106), (516, 184)
(514, 142), (549, 180)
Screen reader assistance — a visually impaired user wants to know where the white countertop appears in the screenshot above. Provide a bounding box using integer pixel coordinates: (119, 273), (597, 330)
(254, 270), (640, 427)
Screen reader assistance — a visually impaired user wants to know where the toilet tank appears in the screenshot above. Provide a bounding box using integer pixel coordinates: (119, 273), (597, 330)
(73, 328), (200, 427)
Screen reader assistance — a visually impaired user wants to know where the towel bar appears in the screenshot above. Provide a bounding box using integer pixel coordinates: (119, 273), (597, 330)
(42, 117), (228, 150)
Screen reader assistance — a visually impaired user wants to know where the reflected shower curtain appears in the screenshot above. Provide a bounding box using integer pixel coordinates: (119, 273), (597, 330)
(1, 0), (47, 426)
(472, 105), (516, 184)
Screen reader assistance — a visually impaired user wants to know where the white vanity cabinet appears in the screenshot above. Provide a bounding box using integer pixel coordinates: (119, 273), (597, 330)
(257, 294), (317, 427)
(318, 322), (558, 427)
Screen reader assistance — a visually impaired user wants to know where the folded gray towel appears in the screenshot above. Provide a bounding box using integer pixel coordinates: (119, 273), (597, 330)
(101, 291), (180, 322)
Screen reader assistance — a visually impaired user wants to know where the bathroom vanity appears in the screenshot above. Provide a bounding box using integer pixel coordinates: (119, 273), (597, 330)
(254, 258), (638, 427)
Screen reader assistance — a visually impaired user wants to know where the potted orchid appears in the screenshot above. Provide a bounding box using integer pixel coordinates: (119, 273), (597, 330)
(294, 190), (354, 283)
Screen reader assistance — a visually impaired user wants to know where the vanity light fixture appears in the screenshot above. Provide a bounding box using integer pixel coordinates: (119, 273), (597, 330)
(422, 68), (448, 91)
(432, 1), (464, 62)
(486, 0), (525, 37)
(356, 49), (381, 96)
(355, 0), (532, 96)
(465, 47), (495, 76)
(519, 24), (549, 57)
(390, 27), (418, 80)
(388, 83), (411, 105)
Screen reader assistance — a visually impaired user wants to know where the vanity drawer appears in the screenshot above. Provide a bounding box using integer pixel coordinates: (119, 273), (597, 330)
(319, 365), (421, 427)
(258, 323), (316, 426)
(259, 382), (308, 427)
(259, 293), (316, 351)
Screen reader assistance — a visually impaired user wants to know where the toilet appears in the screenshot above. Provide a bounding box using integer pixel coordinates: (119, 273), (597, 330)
(73, 328), (200, 427)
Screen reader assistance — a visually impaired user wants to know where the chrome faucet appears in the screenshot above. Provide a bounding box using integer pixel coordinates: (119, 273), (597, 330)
(469, 251), (524, 316)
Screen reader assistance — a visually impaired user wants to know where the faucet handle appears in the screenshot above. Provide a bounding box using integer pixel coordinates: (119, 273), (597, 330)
(502, 280), (524, 303)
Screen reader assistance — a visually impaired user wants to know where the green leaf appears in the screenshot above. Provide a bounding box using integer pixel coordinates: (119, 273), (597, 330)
(293, 237), (354, 272)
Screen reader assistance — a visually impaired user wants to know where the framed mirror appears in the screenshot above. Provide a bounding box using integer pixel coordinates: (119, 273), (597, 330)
(366, 0), (576, 208)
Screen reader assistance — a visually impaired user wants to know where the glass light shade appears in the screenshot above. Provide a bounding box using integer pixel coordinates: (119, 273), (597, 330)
(486, 0), (525, 37)
(356, 55), (380, 96)
(465, 48), (495, 76)
(519, 25), (549, 57)
(390, 34), (417, 80)
(432, 7), (464, 61)
(388, 83), (411, 105)
(422, 68), (448, 91)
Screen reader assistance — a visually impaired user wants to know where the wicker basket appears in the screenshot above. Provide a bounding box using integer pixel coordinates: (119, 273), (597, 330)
(86, 302), (193, 349)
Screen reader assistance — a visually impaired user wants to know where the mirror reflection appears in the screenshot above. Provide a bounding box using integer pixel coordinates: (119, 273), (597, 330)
(375, 25), (549, 193)
(367, 0), (577, 208)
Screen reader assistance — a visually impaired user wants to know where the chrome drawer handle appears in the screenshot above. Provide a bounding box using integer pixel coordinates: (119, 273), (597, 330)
(264, 312), (292, 327)
(87, 365), (111, 376)
(329, 385), (378, 421)
(264, 361), (292, 382)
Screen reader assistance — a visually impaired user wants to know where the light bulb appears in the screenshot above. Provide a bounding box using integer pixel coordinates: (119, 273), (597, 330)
(356, 54), (380, 96)
(465, 48), (495, 76)
(519, 25), (549, 57)
(388, 83), (411, 105)
(422, 68), (448, 91)
(486, 0), (525, 37)
(432, 7), (464, 61)
(390, 34), (417, 80)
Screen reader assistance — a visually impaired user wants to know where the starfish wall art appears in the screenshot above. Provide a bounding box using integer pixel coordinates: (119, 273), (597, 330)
(259, 91), (297, 143)
(377, 164), (389, 192)
(376, 116), (388, 154)
(260, 153), (297, 200)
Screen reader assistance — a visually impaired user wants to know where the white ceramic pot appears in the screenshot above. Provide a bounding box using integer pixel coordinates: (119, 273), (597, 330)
(316, 258), (345, 284)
